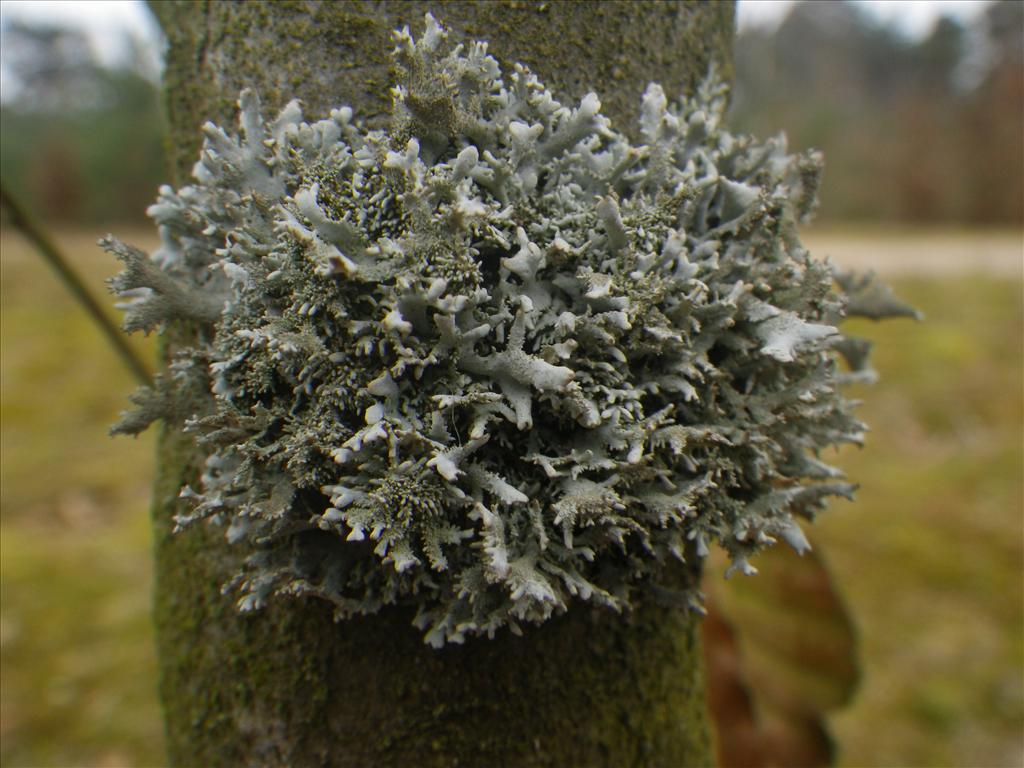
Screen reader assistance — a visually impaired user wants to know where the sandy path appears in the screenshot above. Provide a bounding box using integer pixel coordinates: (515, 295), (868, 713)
(802, 230), (1023, 278)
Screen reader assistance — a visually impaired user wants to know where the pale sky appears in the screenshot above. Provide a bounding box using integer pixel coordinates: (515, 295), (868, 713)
(0, 0), (159, 64)
(736, 0), (994, 36)
(0, 0), (160, 101)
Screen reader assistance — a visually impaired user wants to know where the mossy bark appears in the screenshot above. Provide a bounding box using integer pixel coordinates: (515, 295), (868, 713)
(147, 2), (735, 765)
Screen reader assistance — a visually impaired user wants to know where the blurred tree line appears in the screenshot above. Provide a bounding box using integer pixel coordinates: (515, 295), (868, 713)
(732, 0), (1024, 227)
(1, 1), (1021, 227)
(0, 20), (164, 225)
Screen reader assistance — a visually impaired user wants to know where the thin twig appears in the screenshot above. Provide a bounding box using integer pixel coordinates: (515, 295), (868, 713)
(0, 181), (153, 386)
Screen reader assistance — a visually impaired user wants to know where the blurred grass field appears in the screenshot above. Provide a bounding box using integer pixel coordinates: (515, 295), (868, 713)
(1, 227), (1022, 767)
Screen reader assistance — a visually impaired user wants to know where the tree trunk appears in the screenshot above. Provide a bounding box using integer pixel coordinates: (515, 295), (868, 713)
(146, 3), (734, 766)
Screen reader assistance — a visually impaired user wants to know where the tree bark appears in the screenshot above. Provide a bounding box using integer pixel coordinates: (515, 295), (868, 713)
(146, 2), (734, 766)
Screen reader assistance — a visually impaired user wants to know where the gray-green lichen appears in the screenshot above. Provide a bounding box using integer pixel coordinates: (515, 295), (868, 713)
(106, 15), (915, 647)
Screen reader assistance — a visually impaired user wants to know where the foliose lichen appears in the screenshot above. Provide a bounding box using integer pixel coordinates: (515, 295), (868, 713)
(105, 15), (916, 646)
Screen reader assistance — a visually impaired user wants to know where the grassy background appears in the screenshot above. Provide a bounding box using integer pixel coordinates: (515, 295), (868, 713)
(818, 275), (1023, 766)
(1, 229), (161, 768)
(1, 228), (1021, 767)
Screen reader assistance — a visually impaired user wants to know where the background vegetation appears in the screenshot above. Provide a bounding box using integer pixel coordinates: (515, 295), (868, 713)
(732, 0), (1023, 227)
(1, 1), (1021, 766)
(0, 20), (163, 227)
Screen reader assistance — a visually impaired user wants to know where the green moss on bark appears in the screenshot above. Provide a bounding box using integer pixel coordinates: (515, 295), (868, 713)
(146, 2), (734, 764)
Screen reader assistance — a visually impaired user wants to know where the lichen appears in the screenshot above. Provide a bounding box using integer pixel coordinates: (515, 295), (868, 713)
(106, 14), (914, 647)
